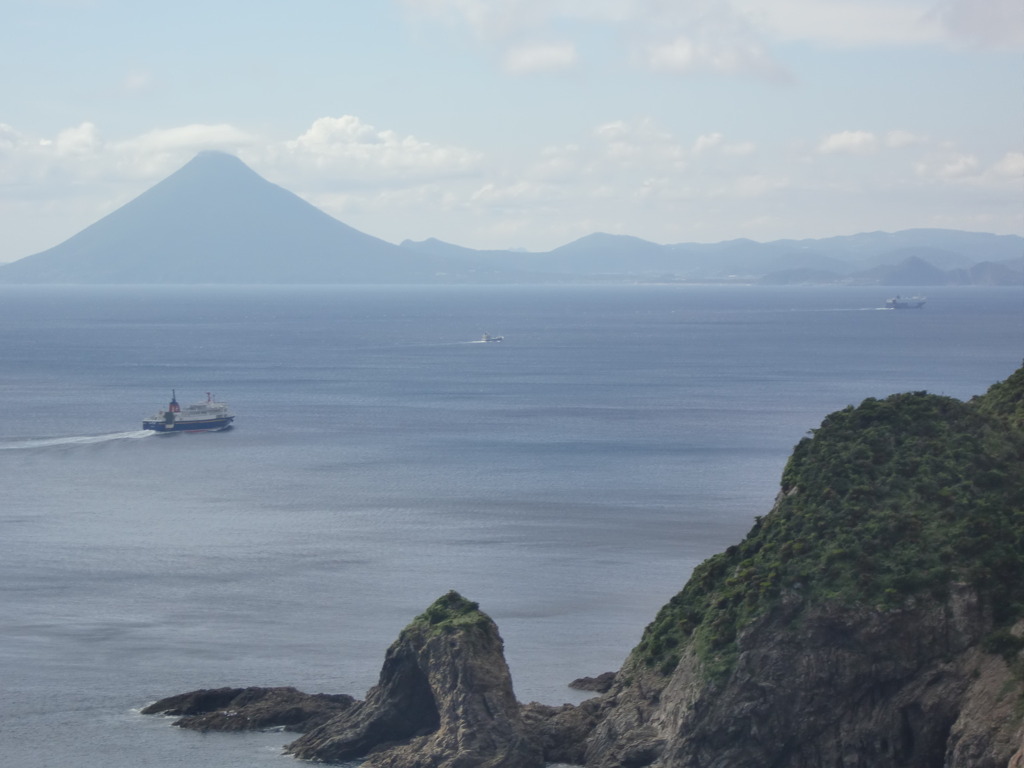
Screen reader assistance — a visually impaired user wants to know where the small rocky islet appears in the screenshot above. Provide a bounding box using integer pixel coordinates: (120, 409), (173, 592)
(144, 364), (1024, 767)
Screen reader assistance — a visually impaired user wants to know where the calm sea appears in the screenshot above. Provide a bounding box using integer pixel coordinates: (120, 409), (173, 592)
(1, 284), (1021, 767)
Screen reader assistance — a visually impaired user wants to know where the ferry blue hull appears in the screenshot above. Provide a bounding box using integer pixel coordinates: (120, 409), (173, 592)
(143, 417), (234, 432)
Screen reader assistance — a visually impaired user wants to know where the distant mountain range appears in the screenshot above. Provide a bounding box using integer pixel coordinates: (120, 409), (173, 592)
(2, 151), (1021, 285)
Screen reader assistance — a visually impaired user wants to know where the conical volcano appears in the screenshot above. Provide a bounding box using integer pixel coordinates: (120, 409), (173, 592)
(0, 151), (451, 284)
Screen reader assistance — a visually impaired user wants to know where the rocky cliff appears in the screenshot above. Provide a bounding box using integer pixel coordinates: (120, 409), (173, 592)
(143, 365), (1024, 767)
(286, 591), (541, 767)
(146, 592), (542, 768)
(579, 591), (1023, 767)
(577, 364), (1024, 767)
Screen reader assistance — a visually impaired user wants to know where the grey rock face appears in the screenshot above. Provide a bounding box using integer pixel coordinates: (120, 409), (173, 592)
(140, 686), (355, 732)
(583, 590), (1024, 768)
(286, 591), (544, 768)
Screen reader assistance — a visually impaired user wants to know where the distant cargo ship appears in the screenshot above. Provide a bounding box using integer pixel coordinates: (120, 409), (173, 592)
(886, 295), (926, 309)
(143, 391), (234, 432)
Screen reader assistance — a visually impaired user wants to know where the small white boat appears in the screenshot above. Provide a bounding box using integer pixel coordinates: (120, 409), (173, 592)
(479, 333), (503, 342)
(885, 295), (926, 309)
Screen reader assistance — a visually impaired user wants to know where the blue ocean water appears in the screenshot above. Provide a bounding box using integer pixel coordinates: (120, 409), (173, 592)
(0, 284), (1020, 768)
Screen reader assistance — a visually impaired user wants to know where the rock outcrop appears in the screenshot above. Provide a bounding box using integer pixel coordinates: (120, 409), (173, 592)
(286, 591), (543, 768)
(575, 365), (1024, 768)
(569, 672), (616, 693)
(143, 365), (1024, 767)
(141, 686), (355, 732)
(581, 594), (1024, 768)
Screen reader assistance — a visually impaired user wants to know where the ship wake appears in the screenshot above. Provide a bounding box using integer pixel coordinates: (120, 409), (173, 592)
(0, 430), (155, 451)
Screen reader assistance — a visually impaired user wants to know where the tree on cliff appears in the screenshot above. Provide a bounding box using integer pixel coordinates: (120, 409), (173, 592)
(592, 362), (1024, 767)
(632, 365), (1024, 680)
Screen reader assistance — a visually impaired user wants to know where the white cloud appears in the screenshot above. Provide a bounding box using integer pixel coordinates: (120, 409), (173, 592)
(911, 148), (1024, 190)
(693, 132), (755, 155)
(529, 144), (585, 183)
(503, 41), (578, 73)
(940, 155), (979, 178)
(914, 151), (979, 180)
(704, 173), (790, 199)
(733, 174), (789, 197)
(404, 0), (790, 79)
(403, 0), (622, 40)
(693, 133), (724, 154)
(644, 34), (783, 78)
(735, 1), (945, 47)
(403, 0), (535, 39)
(475, 119), (771, 232)
(405, 0), (1024, 74)
(121, 70), (154, 94)
(722, 141), (756, 156)
(54, 123), (102, 156)
(402, 0), (576, 69)
(624, 1), (790, 79)
(471, 179), (562, 206)
(991, 151), (1024, 178)
(120, 124), (253, 154)
(0, 124), (46, 186)
(817, 130), (879, 155)
(591, 119), (686, 170)
(289, 116), (378, 149)
(885, 130), (927, 149)
(0, 114), (1020, 261)
(929, 0), (1024, 48)
(112, 125), (257, 179)
(645, 36), (697, 72)
(0, 122), (256, 190)
(0, 124), (25, 155)
(283, 116), (484, 183)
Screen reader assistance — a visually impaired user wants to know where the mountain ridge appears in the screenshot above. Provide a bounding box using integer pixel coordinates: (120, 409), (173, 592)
(0, 151), (468, 284)
(2, 151), (1021, 284)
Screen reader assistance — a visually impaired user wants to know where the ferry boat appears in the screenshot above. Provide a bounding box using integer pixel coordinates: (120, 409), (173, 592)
(885, 295), (926, 309)
(143, 391), (234, 432)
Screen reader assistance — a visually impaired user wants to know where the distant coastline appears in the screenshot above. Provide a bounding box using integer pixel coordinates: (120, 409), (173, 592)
(1, 152), (1020, 286)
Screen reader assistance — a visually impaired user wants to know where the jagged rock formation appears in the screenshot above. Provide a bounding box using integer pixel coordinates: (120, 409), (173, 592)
(141, 686), (355, 732)
(579, 595), (1024, 767)
(286, 591), (542, 768)
(143, 365), (1024, 767)
(576, 364), (1024, 768)
(569, 672), (617, 693)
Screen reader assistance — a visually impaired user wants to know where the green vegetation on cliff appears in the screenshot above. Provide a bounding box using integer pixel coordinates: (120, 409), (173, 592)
(635, 365), (1024, 678)
(408, 591), (493, 637)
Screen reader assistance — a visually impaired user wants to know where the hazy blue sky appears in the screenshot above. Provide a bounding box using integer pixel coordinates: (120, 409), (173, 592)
(1, 0), (1021, 262)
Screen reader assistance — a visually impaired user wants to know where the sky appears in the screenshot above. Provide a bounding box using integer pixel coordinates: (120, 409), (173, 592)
(1, 0), (1022, 263)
